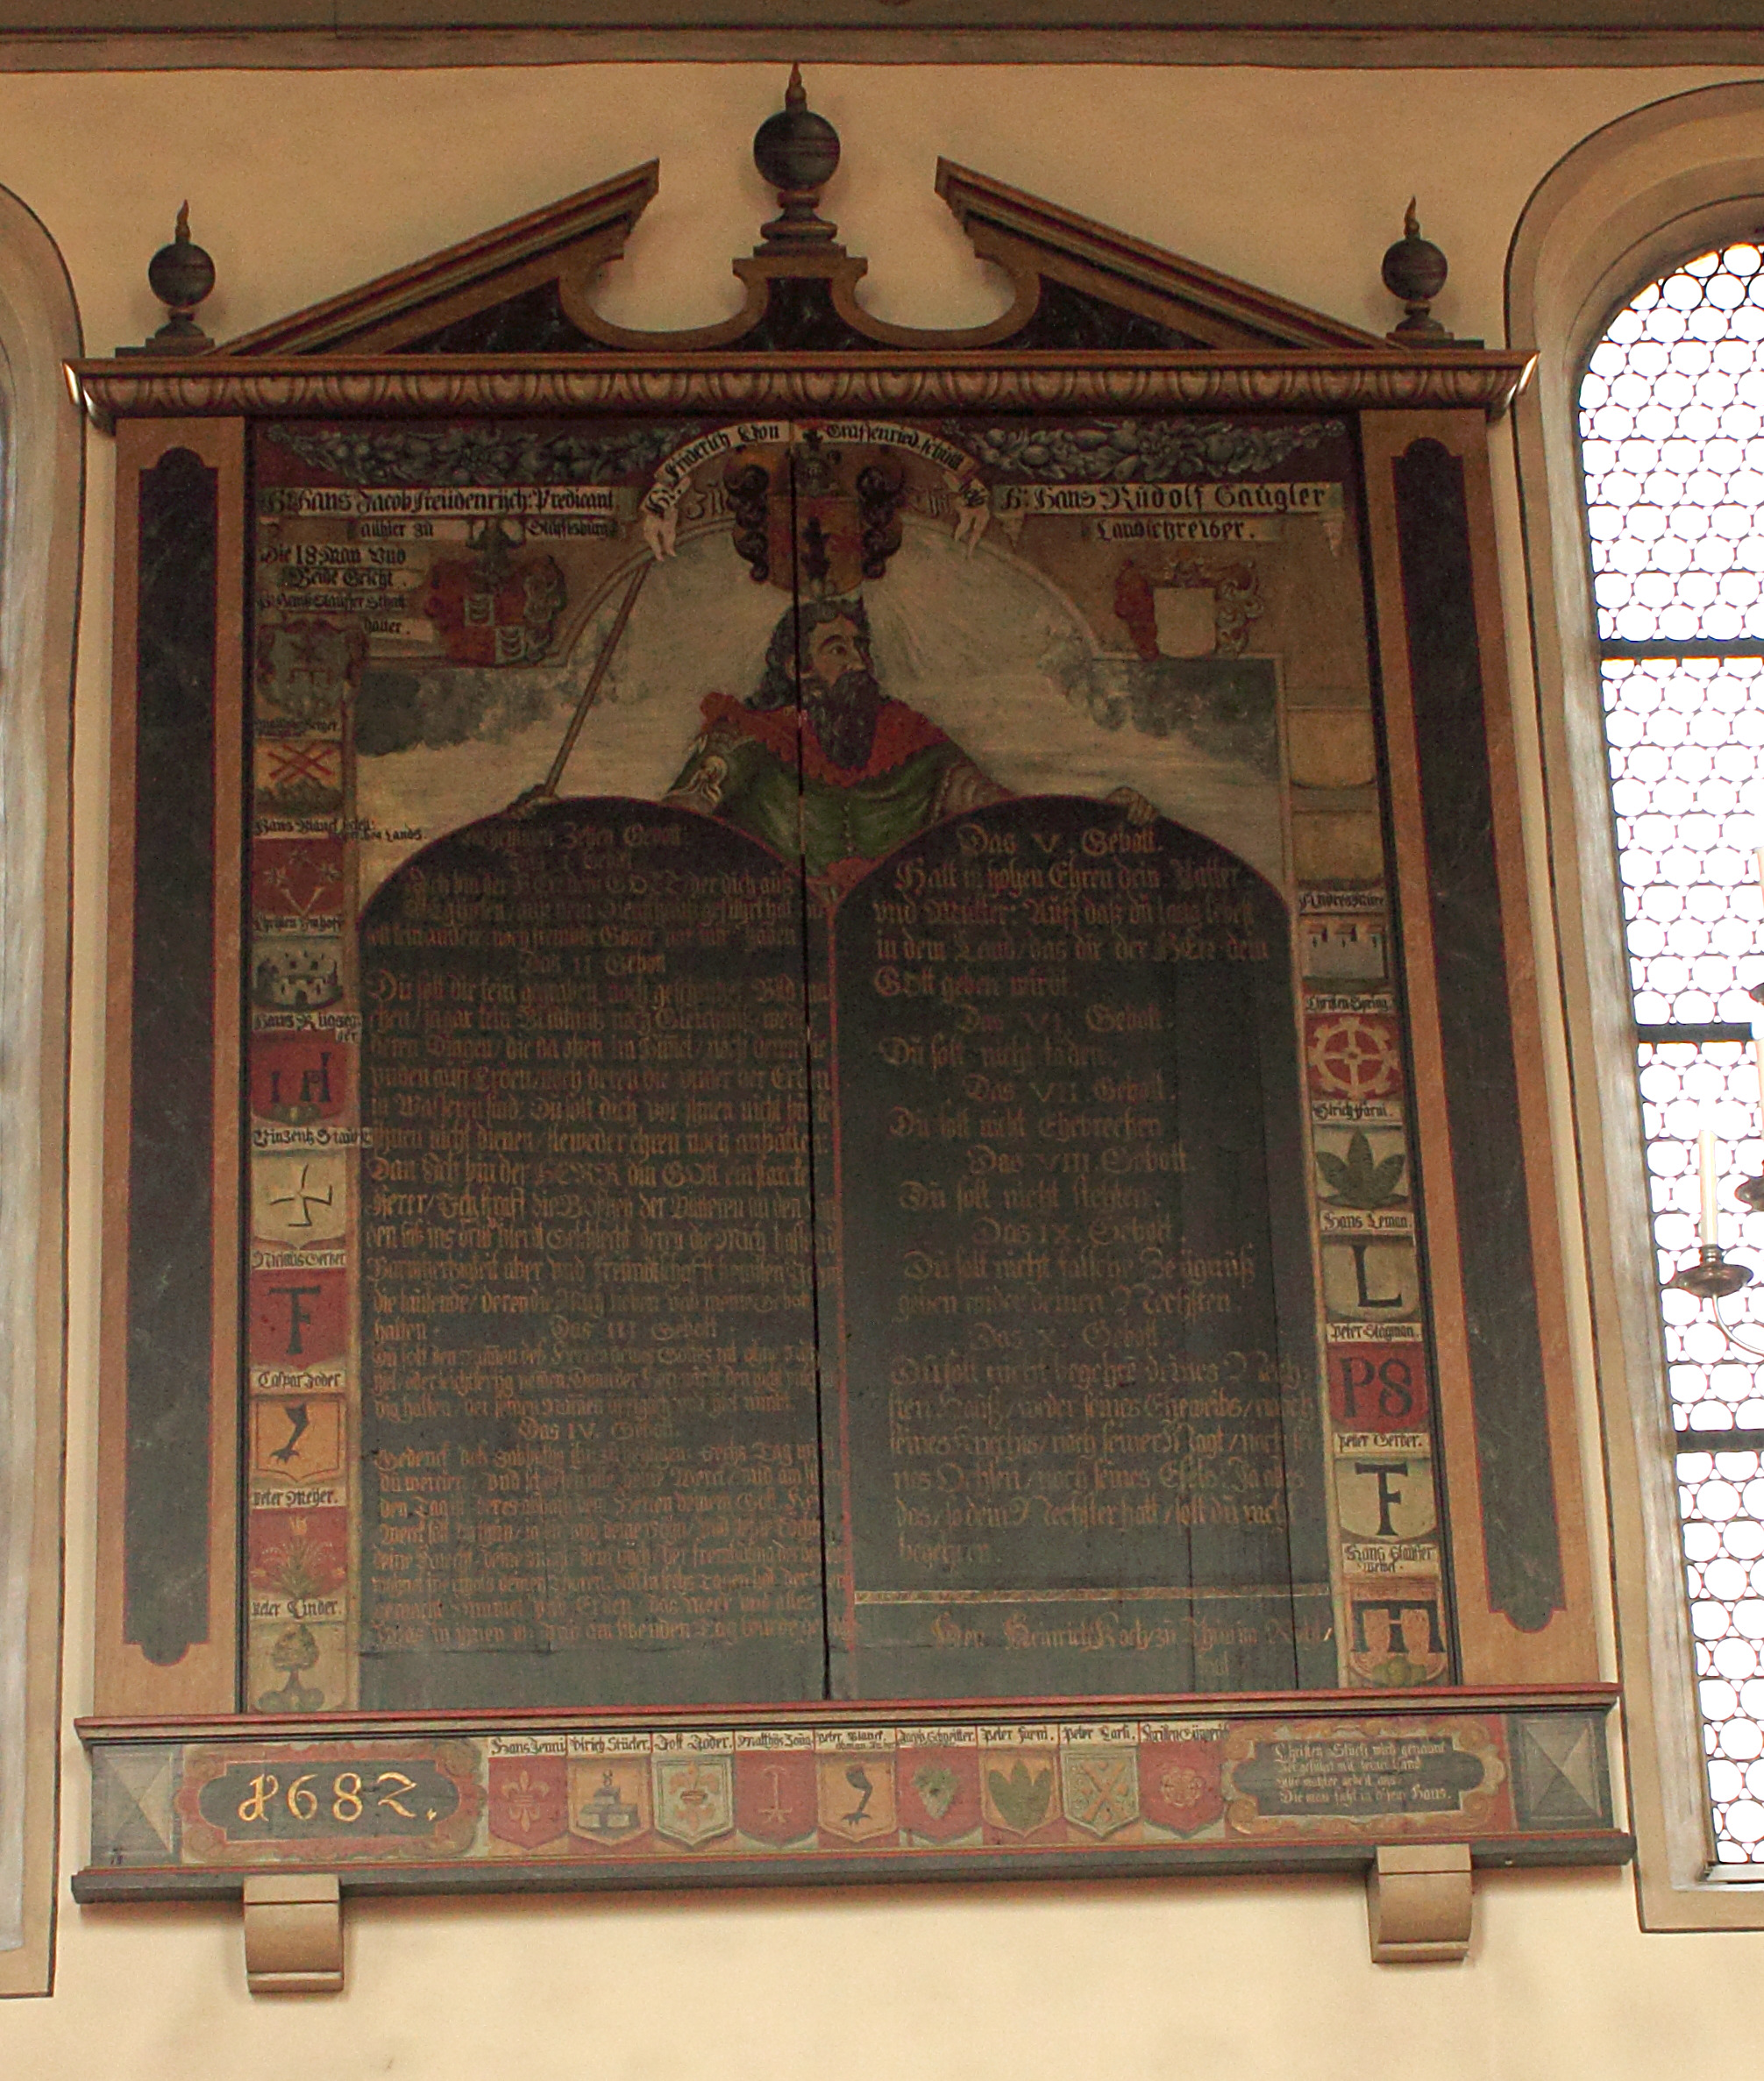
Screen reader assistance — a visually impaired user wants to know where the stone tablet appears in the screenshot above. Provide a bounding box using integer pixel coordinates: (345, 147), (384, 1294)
(827, 797), (1329, 1697)
(358, 800), (825, 1708)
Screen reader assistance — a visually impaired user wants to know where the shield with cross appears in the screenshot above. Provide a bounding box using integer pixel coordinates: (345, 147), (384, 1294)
(252, 1155), (347, 1246)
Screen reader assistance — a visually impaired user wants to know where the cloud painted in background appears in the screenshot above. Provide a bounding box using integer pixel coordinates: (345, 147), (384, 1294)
(352, 517), (1286, 896)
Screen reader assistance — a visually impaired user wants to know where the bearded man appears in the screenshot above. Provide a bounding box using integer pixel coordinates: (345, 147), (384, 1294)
(665, 597), (1008, 892)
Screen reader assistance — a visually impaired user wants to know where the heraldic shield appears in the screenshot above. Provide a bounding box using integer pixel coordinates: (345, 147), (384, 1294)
(653, 1754), (735, 1848)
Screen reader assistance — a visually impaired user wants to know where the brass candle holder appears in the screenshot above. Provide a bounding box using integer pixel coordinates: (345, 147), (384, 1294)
(1667, 1243), (1754, 1301)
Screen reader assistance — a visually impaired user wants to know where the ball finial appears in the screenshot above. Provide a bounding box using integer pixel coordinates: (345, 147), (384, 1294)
(143, 201), (216, 353)
(753, 66), (841, 248)
(1381, 199), (1451, 344)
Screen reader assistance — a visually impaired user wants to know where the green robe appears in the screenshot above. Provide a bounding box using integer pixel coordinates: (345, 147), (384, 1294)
(668, 695), (980, 886)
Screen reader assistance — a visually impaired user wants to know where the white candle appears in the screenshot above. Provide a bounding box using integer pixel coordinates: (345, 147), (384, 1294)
(1700, 1122), (1722, 1248)
(1755, 844), (1764, 1130)
(1754, 1021), (1764, 1146)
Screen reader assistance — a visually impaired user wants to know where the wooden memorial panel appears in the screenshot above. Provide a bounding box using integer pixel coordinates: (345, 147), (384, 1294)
(227, 408), (1424, 1721)
(76, 130), (1620, 1893)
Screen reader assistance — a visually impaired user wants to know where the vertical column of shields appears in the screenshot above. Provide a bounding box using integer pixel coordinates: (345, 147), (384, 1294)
(242, 540), (365, 1715)
(1286, 730), (1451, 1688)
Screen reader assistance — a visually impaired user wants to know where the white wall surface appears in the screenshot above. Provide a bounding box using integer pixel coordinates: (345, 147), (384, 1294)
(5, 55), (1764, 2077)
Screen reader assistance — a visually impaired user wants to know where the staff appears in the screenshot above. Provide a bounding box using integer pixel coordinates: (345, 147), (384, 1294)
(514, 556), (652, 806)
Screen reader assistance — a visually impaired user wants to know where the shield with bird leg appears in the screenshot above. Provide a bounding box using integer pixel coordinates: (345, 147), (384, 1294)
(816, 1751), (898, 1845)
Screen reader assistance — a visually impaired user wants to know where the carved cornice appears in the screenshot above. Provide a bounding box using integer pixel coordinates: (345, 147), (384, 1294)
(69, 349), (1534, 425)
(221, 162), (661, 356)
(935, 162), (1387, 352)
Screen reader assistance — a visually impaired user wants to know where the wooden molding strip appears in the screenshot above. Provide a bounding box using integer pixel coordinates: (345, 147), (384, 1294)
(71, 349), (1535, 426)
(74, 1831), (1636, 1907)
(78, 1680), (1618, 1746)
(5, 26), (1764, 71)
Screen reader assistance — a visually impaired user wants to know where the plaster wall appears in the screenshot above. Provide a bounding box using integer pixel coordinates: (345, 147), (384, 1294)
(4, 57), (1763, 2078)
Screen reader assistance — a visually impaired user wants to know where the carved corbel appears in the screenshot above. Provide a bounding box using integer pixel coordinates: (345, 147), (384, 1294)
(243, 1872), (345, 1994)
(1366, 1843), (1473, 1964)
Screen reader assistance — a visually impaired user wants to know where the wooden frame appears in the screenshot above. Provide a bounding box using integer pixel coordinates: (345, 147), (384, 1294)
(96, 418), (245, 1721)
(70, 132), (1623, 1904)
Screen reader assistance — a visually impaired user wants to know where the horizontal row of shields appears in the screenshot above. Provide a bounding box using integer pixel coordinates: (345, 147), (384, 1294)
(129, 1712), (1618, 1870)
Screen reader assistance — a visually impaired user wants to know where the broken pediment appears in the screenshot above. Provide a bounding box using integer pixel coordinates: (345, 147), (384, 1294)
(214, 67), (1385, 361)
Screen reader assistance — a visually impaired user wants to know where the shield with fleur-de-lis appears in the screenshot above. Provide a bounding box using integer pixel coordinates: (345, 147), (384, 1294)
(488, 1756), (568, 1851)
(652, 1754), (734, 1848)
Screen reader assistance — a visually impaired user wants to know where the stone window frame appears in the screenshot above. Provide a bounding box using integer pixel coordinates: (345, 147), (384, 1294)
(0, 182), (81, 1998)
(1510, 75), (1764, 1930)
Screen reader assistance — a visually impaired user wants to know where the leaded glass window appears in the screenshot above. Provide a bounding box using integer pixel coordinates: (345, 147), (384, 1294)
(1582, 243), (1764, 1864)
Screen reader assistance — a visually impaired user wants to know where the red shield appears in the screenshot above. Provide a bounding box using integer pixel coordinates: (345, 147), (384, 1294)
(252, 838), (345, 925)
(488, 1756), (568, 1850)
(424, 552), (564, 666)
(1139, 1739), (1225, 1836)
(1328, 1344), (1430, 1431)
(248, 1504), (349, 1598)
(250, 1266), (348, 1367)
(1305, 1010), (1402, 1102)
(252, 1038), (349, 1123)
(735, 1749), (818, 1846)
(897, 1747), (981, 1843)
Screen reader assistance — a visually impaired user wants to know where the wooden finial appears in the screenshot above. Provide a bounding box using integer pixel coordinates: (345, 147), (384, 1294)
(1382, 199), (1450, 345)
(138, 201), (216, 354)
(752, 67), (841, 249)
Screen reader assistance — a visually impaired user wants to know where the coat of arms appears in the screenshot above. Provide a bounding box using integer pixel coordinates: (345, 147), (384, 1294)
(569, 1758), (652, 1849)
(979, 1748), (1060, 1838)
(815, 1752), (897, 1845)
(423, 520), (564, 666)
(488, 1756), (568, 1851)
(1138, 1736), (1225, 1836)
(734, 1748), (818, 1846)
(896, 1747), (981, 1843)
(653, 1753), (734, 1847)
(255, 615), (363, 734)
(1059, 1748), (1141, 1839)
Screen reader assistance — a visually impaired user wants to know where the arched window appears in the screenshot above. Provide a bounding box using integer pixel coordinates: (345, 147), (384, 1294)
(1508, 78), (1764, 1928)
(1581, 243), (1764, 1870)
